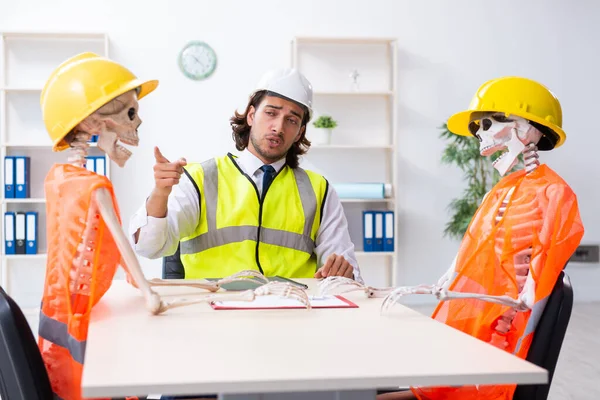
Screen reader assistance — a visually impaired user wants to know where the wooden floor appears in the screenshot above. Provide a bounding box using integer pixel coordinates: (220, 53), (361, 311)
(22, 302), (600, 400)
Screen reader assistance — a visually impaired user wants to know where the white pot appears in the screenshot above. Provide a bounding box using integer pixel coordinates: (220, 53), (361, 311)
(310, 127), (332, 145)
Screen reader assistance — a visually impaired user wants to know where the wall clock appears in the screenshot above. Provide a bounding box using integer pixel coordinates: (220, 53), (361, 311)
(178, 40), (217, 81)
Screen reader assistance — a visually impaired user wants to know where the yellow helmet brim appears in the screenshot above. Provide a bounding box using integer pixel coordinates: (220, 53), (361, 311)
(447, 108), (566, 150)
(52, 78), (159, 152)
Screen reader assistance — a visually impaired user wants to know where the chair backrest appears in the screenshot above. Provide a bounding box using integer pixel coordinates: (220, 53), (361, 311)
(0, 286), (53, 400)
(162, 242), (185, 279)
(513, 271), (573, 400)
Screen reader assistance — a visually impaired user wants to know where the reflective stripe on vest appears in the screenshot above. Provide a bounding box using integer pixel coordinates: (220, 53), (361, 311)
(38, 309), (86, 365)
(180, 158), (318, 256)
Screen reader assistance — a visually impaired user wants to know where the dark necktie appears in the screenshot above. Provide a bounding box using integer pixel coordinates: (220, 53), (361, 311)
(260, 165), (276, 197)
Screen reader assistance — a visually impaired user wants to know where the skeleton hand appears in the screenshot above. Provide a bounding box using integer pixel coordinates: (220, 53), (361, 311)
(380, 284), (439, 313)
(318, 276), (392, 298)
(254, 281), (311, 309)
(153, 146), (187, 196)
(163, 281), (312, 311)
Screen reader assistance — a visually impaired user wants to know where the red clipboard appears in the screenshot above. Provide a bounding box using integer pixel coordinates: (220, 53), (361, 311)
(210, 295), (358, 310)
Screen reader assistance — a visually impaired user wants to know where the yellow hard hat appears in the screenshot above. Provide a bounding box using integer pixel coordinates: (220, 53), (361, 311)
(447, 77), (565, 150)
(40, 52), (159, 151)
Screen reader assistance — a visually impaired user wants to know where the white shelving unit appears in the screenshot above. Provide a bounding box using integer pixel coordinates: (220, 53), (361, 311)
(0, 31), (110, 314)
(291, 36), (398, 286)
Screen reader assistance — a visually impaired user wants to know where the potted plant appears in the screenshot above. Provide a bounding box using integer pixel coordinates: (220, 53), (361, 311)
(439, 121), (523, 240)
(311, 115), (338, 145)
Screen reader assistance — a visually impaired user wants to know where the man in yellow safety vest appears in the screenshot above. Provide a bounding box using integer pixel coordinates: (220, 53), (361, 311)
(130, 69), (363, 283)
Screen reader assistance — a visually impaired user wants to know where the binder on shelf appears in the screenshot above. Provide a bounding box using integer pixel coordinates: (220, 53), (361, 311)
(383, 211), (394, 252)
(4, 156), (15, 198)
(84, 156), (106, 176)
(362, 211), (374, 252)
(26, 211), (38, 255)
(15, 156), (30, 198)
(374, 211), (384, 251)
(95, 156), (106, 176)
(4, 212), (16, 255)
(15, 212), (26, 254)
(85, 156), (95, 173)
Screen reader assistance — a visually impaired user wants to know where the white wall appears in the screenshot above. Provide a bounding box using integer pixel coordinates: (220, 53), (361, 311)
(1, 0), (599, 304)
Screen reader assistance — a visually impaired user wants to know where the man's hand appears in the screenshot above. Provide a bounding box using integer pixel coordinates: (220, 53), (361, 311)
(142, 147), (187, 223)
(314, 253), (354, 279)
(153, 146), (187, 196)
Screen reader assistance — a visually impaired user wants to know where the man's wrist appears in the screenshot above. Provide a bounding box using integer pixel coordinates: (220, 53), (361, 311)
(151, 187), (171, 199)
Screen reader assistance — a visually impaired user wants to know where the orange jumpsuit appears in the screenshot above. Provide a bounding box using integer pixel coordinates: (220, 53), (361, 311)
(38, 164), (137, 400)
(412, 164), (584, 400)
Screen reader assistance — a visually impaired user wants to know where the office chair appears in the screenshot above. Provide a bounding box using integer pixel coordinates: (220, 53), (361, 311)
(162, 243), (185, 279)
(0, 286), (53, 400)
(513, 270), (573, 400)
(377, 270), (574, 399)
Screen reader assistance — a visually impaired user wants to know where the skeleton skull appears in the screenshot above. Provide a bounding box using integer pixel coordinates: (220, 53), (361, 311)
(68, 89), (141, 167)
(469, 113), (542, 176)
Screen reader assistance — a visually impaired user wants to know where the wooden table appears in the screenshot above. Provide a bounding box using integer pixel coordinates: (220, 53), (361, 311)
(81, 279), (547, 399)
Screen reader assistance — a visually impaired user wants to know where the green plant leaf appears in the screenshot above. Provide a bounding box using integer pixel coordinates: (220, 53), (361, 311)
(313, 115), (338, 129)
(439, 120), (526, 240)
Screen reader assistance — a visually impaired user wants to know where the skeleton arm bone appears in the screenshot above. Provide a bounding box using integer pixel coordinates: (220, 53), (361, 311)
(436, 255), (457, 291)
(146, 270), (269, 292)
(435, 290), (530, 311)
(380, 284), (531, 313)
(96, 188), (288, 313)
(318, 255), (459, 299)
(95, 188), (165, 314)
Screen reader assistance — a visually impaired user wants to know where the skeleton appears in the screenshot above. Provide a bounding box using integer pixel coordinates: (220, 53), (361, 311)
(319, 113), (551, 348)
(63, 89), (310, 315)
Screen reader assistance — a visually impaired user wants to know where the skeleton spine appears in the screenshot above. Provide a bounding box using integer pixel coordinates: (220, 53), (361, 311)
(490, 142), (537, 349)
(523, 142), (540, 174)
(68, 132), (91, 168)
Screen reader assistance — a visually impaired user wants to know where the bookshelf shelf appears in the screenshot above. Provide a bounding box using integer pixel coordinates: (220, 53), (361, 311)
(2, 198), (46, 204)
(292, 36), (398, 286)
(0, 31), (110, 310)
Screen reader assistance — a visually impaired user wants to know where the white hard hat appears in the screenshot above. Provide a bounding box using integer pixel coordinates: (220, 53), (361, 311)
(253, 68), (313, 121)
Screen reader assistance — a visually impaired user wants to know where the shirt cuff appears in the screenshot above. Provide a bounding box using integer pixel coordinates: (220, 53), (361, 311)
(128, 204), (149, 239)
(128, 203), (169, 257)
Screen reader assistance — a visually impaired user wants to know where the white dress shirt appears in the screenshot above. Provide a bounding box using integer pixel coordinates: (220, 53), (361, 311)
(129, 150), (363, 283)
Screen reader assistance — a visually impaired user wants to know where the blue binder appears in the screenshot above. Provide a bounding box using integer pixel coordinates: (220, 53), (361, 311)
(14, 156), (30, 198)
(4, 212), (16, 255)
(362, 211), (374, 252)
(26, 211), (38, 255)
(383, 211), (394, 252)
(15, 212), (26, 254)
(95, 156), (106, 176)
(374, 211), (384, 251)
(4, 156), (15, 198)
(85, 156), (95, 173)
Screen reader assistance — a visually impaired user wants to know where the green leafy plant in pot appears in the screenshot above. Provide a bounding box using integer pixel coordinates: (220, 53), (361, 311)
(311, 115), (338, 145)
(439, 122), (523, 240)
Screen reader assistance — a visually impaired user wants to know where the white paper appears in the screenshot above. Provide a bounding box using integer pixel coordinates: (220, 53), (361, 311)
(212, 295), (353, 309)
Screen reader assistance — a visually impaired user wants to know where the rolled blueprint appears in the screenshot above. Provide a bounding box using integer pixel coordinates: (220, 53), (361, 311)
(332, 183), (392, 199)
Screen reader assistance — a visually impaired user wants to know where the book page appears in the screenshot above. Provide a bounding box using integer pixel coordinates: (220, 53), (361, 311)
(211, 295), (357, 309)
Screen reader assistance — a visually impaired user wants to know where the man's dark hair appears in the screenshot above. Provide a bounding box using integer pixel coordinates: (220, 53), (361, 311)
(230, 90), (311, 168)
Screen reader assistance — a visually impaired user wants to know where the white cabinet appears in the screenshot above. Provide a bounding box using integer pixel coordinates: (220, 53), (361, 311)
(0, 31), (109, 314)
(291, 37), (398, 286)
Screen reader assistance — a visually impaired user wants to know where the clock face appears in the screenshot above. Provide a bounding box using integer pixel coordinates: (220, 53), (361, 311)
(178, 41), (217, 80)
